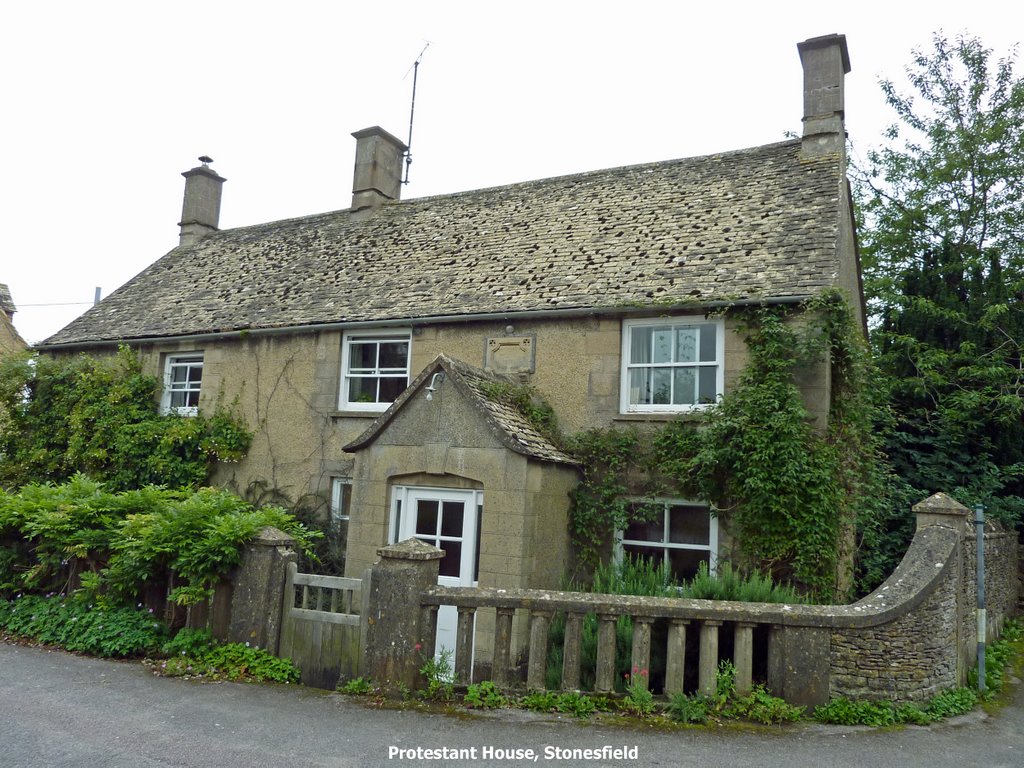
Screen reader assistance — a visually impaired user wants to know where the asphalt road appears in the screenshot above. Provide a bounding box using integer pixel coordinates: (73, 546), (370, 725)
(1, 641), (1021, 768)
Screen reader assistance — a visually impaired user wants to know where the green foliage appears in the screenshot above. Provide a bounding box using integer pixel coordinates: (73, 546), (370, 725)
(478, 380), (561, 444)
(339, 676), (375, 695)
(0, 348), (251, 492)
(463, 680), (509, 709)
(665, 661), (802, 725)
(418, 648), (455, 701)
(568, 296), (886, 599)
(565, 428), (650, 570)
(155, 627), (300, 683)
(854, 33), (1024, 563)
(665, 692), (710, 724)
(0, 594), (167, 657)
(682, 561), (806, 604)
(0, 477), (320, 601)
(620, 666), (655, 717)
(545, 557), (804, 692)
(517, 690), (605, 718)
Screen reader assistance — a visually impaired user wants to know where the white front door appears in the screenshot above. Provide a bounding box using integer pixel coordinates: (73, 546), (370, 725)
(391, 486), (481, 673)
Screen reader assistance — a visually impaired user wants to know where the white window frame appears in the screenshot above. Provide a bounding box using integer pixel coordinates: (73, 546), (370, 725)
(338, 329), (412, 412)
(619, 317), (725, 413)
(615, 499), (718, 579)
(329, 477), (352, 526)
(161, 352), (204, 416)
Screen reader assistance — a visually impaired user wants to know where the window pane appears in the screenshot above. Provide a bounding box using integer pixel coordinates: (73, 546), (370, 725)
(348, 377), (377, 403)
(628, 368), (651, 405)
(699, 323), (717, 362)
(439, 541), (462, 577)
(171, 366), (189, 383)
(415, 500), (438, 536)
(667, 548), (709, 581)
(170, 391), (188, 408)
(440, 501), (464, 537)
(185, 390), (200, 407)
(651, 368), (671, 404)
(630, 326), (652, 364)
(378, 376), (407, 403)
(698, 367), (717, 403)
(668, 506), (710, 545)
(349, 342), (377, 371)
(673, 368), (696, 405)
(623, 517), (664, 543)
(651, 327), (673, 364)
(676, 327), (698, 363)
(187, 366), (203, 384)
(378, 341), (409, 369)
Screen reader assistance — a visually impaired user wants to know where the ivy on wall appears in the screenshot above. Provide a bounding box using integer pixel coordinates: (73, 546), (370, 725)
(0, 347), (252, 492)
(566, 292), (890, 601)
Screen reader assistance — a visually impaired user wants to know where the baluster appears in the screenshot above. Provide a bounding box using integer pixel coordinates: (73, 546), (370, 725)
(734, 622), (755, 695)
(665, 619), (689, 696)
(526, 610), (552, 690)
(630, 617), (654, 691)
(492, 608), (515, 687)
(698, 620), (722, 696)
(301, 584), (310, 609)
(455, 607), (476, 685)
(316, 586), (326, 611)
(418, 605), (439, 661)
(561, 612), (585, 690)
(595, 614), (618, 692)
(329, 589), (339, 613)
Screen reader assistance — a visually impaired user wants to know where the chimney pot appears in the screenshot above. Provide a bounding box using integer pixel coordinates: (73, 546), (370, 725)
(350, 126), (407, 216)
(178, 162), (226, 246)
(798, 34), (851, 158)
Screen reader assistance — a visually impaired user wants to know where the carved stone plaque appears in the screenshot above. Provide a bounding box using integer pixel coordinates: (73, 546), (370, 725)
(484, 336), (535, 374)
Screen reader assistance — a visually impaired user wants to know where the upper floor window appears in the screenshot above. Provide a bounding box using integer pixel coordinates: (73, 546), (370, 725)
(162, 352), (203, 416)
(620, 318), (724, 413)
(339, 330), (411, 411)
(616, 499), (717, 581)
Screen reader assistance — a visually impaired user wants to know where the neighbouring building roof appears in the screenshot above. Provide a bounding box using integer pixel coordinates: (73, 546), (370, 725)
(41, 139), (844, 348)
(345, 354), (577, 466)
(0, 284), (15, 316)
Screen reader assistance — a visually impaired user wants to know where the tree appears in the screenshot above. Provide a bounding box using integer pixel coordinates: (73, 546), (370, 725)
(855, 33), (1024, 534)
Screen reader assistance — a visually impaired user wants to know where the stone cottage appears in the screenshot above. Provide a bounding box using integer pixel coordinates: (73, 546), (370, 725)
(39, 35), (863, 662)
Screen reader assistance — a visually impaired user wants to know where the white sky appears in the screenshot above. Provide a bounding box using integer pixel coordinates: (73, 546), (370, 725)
(1, 1), (1019, 344)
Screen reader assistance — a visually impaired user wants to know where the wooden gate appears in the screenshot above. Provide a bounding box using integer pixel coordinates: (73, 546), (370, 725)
(279, 561), (363, 689)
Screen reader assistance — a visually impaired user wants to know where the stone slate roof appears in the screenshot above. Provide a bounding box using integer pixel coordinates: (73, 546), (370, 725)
(345, 354), (577, 466)
(0, 284), (15, 316)
(42, 139), (843, 347)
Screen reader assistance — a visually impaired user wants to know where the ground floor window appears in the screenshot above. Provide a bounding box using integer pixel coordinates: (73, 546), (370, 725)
(616, 500), (717, 581)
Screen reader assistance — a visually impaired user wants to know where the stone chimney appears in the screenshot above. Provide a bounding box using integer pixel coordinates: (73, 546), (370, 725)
(350, 126), (407, 216)
(178, 158), (226, 247)
(797, 34), (851, 158)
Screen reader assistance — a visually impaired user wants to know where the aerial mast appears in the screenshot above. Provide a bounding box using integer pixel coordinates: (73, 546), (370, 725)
(403, 42), (429, 185)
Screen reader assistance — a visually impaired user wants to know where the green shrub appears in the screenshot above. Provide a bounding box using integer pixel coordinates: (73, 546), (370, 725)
(0, 594), (166, 657)
(155, 628), (299, 683)
(665, 693), (710, 724)
(339, 677), (375, 695)
(464, 680), (509, 709)
(0, 478), (320, 602)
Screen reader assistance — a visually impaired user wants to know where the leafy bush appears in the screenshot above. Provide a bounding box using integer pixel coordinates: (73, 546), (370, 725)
(0, 477), (320, 601)
(665, 693), (710, 724)
(0, 348), (251, 492)
(338, 676), (375, 695)
(154, 627), (299, 683)
(0, 594), (166, 657)
(517, 690), (605, 718)
(464, 680), (509, 709)
(418, 648), (455, 701)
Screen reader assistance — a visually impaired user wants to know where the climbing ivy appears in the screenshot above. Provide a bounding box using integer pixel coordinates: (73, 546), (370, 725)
(0, 347), (252, 492)
(566, 292), (890, 600)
